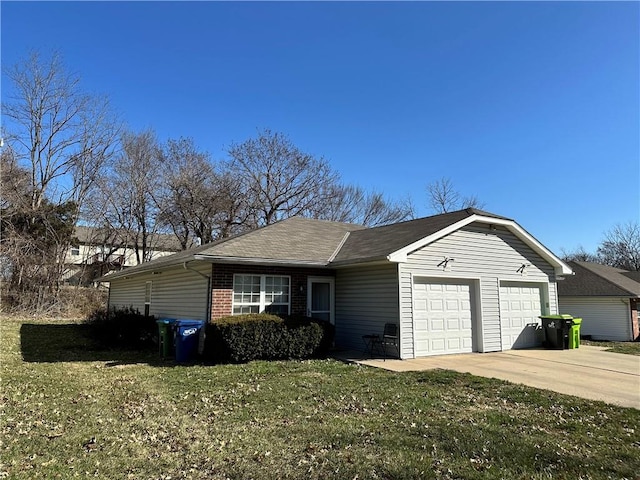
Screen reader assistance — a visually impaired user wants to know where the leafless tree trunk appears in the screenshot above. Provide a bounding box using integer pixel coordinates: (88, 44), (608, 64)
(227, 129), (338, 227)
(159, 137), (245, 247)
(2, 51), (119, 214)
(426, 177), (485, 214)
(319, 184), (414, 226)
(89, 130), (164, 264)
(598, 221), (640, 271)
(1, 51), (118, 306)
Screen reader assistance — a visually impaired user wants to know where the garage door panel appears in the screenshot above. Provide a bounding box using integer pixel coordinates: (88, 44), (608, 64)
(500, 282), (544, 350)
(431, 318), (445, 331)
(413, 279), (475, 356)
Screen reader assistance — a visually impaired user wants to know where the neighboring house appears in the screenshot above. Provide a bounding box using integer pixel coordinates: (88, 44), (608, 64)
(558, 261), (640, 341)
(64, 226), (182, 285)
(102, 208), (573, 359)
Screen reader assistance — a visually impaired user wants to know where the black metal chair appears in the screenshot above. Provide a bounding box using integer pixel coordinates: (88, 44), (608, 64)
(372, 323), (398, 360)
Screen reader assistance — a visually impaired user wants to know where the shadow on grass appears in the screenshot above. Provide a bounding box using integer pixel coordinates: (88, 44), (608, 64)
(19, 323), (184, 367)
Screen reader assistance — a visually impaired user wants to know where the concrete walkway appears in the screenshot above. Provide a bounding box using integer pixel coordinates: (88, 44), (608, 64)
(338, 346), (640, 409)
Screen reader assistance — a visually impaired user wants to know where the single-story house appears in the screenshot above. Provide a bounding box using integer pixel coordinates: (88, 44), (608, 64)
(558, 261), (640, 341)
(102, 208), (573, 359)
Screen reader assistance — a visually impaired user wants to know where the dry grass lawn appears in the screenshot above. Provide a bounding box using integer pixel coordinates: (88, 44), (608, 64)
(1, 315), (639, 479)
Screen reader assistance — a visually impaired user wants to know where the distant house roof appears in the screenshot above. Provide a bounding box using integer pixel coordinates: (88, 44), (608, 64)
(74, 226), (183, 252)
(100, 208), (571, 281)
(558, 261), (640, 297)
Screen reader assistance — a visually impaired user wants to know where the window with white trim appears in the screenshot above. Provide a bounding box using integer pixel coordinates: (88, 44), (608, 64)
(144, 281), (152, 317)
(232, 274), (290, 315)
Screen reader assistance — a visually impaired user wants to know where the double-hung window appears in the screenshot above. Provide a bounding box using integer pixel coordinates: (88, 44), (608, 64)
(232, 274), (290, 315)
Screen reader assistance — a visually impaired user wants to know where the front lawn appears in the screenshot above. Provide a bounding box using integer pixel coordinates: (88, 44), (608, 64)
(1, 315), (639, 479)
(582, 339), (640, 356)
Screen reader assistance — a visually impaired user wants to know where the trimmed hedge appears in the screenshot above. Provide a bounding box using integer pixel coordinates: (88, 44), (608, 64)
(203, 313), (334, 363)
(85, 306), (157, 350)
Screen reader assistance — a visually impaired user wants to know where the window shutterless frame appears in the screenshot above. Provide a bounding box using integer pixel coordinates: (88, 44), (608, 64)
(232, 274), (291, 315)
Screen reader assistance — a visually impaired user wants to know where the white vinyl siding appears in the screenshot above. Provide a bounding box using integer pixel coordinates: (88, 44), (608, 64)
(108, 263), (210, 321)
(334, 264), (399, 354)
(399, 223), (557, 358)
(558, 297), (632, 341)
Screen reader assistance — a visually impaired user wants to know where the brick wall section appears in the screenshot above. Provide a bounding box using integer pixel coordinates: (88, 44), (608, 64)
(209, 263), (334, 322)
(630, 299), (639, 341)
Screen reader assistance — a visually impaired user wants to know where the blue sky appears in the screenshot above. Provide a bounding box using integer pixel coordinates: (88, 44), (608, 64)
(2, 1), (638, 254)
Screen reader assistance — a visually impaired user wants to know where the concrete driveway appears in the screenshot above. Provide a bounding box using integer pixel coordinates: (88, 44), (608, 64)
(349, 346), (640, 409)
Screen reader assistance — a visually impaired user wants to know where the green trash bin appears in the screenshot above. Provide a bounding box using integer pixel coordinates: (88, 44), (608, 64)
(569, 318), (582, 349)
(156, 318), (176, 358)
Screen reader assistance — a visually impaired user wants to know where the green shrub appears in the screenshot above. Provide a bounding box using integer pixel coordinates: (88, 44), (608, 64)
(85, 306), (157, 350)
(203, 313), (334, 363)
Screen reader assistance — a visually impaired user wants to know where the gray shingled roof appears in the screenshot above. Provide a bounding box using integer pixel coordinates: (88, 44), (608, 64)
(331, 208), (511, 264)
(100, 209), (533, 281)
(196, 216), (365, 263)
(101, 217), (364, 280)
(558, 261), (640, 297)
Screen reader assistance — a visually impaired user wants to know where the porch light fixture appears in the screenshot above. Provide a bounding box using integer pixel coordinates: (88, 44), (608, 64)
(437, 257), (455, 270)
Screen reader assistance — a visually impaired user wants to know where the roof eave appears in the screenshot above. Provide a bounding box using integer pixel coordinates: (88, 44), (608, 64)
(328, 256), (392, 268)
(98, 255), (198, 282)
(193, 255), (330, 268)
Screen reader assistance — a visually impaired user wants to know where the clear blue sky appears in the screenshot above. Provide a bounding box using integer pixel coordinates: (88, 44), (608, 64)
(2, 1), (638, 255)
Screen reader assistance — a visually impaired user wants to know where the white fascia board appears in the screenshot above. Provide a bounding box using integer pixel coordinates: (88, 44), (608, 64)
(387, 214), (573, 276)
(387, 216), (478, 263)
(489, 218), (573, 276)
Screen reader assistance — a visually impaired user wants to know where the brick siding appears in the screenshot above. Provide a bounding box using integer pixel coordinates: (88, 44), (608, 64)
(631, 299), (639, 341)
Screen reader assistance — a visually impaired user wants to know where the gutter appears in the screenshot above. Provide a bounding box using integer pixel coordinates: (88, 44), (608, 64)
(192, 255), (331, 268)
(183, 261), (212, 323)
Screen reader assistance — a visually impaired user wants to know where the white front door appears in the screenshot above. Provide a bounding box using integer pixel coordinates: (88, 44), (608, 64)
(499, 282), (544, 350)
(413, 279), (474, 356)
(307, 277), (334, 324)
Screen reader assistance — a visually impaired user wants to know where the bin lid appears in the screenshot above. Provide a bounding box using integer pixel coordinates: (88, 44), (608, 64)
(157, 318), (177, 324)
(571, 317), (583, 325)
(174, 319), (205, 326)
(539, 314), (573, 320)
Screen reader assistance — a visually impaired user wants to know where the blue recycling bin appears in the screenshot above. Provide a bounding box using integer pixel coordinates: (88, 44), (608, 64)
(174, 319), (204, 363)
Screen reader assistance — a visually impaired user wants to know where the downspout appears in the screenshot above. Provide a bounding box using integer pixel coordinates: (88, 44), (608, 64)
(183, 261), (212, 323)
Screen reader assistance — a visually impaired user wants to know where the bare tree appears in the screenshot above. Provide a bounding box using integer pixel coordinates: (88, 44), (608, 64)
(227, 129), (338, 227)
(1, 51), (118, 305)
(320, 184), (414, 226)
(89, 130), (164, 264)
(560, 246), (600, 264)
(159, 137), (249, 247)
(597, 221), (640, 271)
(426, 177), (485, 214)
(2, 51), (119, 213)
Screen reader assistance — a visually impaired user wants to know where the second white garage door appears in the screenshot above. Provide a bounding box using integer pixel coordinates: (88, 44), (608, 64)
(413, 279), (474, 356)
(499, 282), (544, 350)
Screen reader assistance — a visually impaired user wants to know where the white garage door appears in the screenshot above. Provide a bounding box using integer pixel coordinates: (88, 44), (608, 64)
(499, 282), (543, 350)
(558, 297), (631, 341)
(413, 280), (474, 356)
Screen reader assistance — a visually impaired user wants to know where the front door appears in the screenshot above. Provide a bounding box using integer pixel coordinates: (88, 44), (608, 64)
(307, 277), (334, 324)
